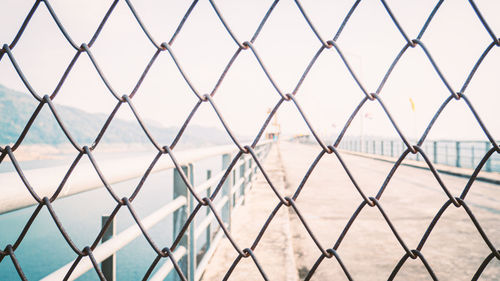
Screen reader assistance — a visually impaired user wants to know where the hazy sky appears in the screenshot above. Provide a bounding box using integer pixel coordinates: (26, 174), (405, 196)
(1, 0), (499, 142)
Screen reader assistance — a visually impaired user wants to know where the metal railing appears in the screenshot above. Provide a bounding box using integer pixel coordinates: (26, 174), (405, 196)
(338, 138), (500, 172)
(18, 141), (271, 281)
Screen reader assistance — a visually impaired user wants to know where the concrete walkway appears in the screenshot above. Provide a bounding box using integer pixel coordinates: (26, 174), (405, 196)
(201, 141), (500, 280)
(200, 143), (298, 281)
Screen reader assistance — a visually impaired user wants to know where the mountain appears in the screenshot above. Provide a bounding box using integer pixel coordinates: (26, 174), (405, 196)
(0, 84), (230, 147)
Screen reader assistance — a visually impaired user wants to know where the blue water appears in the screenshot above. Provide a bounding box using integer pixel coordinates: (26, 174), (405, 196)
(0, 152), (223, 280)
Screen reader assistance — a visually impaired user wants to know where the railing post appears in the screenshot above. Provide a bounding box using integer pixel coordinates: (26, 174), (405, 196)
(101, 215), (115, 281)
(205, 170), (212, 253)
(222, 153), (233, 231)
(433, 141), (438, 164)
(381, 140), (384, 156)
(173, 164), (194, 281)
(390, 140), (394, 157)
(485, 141), (492, 172)
(445, 142), (449, 165)
(456, 141), (461, 168)
(248, 158), (253, 183)
(241, 158), (247, 205)
(416, 143), (420, 161)
(233, 169), (237, 207)
(471, 145), (475, 169)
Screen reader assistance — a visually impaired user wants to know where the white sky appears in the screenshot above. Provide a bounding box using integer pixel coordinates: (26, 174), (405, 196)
(1, 0), (499, 142)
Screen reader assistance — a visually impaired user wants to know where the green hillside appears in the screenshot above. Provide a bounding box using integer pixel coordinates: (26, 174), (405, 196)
(0, 84), (230, 147)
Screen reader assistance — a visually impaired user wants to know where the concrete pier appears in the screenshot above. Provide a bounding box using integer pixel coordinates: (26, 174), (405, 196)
(201, 141), (500, 280)
(201, 142), (298, 281)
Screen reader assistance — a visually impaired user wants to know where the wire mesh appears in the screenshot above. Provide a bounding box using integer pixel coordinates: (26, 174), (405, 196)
(1, 0), (499, 280)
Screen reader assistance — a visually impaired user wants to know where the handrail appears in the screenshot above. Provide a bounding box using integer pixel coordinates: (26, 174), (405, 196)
(41, 196), (187, 281)
(149, 246), (187, 281)
(1, 140), (272, 214)
(295, 135), (499, 173)
(194, 196), (228, 240)
(32, 140), (273, 281)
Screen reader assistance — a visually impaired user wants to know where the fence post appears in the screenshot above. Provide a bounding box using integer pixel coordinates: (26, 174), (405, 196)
(222, 153), (233, 231)
(485, 142), (492, 172)
(433, 141), (438, 164)
(248, 158), (253, 184)
(471, 145), (475, 169)
(101, 216), (115, 281)
(204, 170), (212, 255)
(456, 141), (461, 168)
(390, 141), (394, 157)
(233, 169), (237, 207)
(173, 164), (194, 281)
(381, 140), (384, 156)
(241, 158), (247, 205)
(445, 142), (449, 165)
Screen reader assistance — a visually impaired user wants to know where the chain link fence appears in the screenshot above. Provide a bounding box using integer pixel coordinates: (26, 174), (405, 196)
(1, 0), (499, 280)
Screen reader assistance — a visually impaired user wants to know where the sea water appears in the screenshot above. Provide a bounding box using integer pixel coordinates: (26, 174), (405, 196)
(0, 151), (222, 280)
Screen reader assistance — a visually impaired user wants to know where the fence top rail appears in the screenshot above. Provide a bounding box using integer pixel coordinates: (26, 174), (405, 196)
(340, 137), (500, 144)
(1, 140), (272, 214)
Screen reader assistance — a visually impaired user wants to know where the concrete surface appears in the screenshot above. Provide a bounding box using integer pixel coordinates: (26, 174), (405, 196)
(200, 141), (500, 280)
(200, 143), (298, 281)
(281, 141), (500, 281)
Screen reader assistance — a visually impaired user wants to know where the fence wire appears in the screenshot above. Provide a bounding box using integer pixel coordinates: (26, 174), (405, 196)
(1, 0), (499, 280)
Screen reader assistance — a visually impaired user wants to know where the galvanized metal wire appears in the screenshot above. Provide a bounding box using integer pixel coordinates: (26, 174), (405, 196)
(1, 0), (500, 280)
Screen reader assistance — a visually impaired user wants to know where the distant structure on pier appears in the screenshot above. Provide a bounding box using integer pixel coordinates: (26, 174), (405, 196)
(265, 108), (281, 140)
